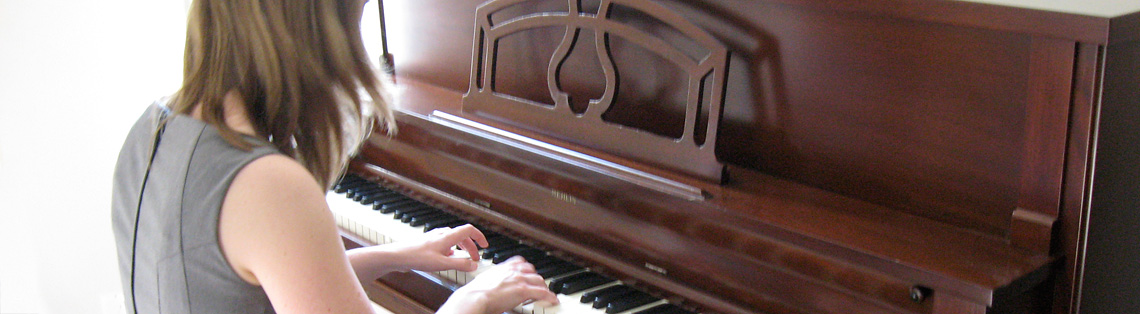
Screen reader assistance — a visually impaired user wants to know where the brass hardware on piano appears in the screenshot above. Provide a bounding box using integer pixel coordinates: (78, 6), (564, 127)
(337, 0), (1140, 313)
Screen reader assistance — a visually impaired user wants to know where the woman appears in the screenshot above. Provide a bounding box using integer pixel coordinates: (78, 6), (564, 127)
(110, 0), (558, 313)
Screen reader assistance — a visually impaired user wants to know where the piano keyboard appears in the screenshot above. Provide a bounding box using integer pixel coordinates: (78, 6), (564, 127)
(329, 174), (698, 314)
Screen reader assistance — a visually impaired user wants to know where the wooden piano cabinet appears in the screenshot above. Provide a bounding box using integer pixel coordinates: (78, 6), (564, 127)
(1077, 14), (1140, 314)
(354, 0), (1140, 313)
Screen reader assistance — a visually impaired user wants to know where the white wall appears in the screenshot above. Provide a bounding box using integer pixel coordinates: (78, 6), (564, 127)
(0, 0), (189, 313)
(0, 1), (383, 313)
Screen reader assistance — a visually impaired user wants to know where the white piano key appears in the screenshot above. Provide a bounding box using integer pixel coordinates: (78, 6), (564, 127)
(529, 282), (621, 314)
(327, 185), (692, 314)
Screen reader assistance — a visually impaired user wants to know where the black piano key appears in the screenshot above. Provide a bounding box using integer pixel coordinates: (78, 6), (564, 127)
(537, 262), (582, 279)
(362, 194), (408, 206)
(481, 243), (524, 260)
(587, 286), (636, 308)
(442, 220), (467, 228)
(525, 252), (560, 263)
(417, 215), (459, 228)
(359, 194), (394, 206)
(335, 175), (357, 185)
(416, 212), (458, 224)
(351, 192), (371, 201)
(423, 218), (466, 232)
(477, 232), (498, 241)
(344, 189), (357, 198)
(377, 202), (427, 214)
(526, 255), (560, 269)
(352, 184), (387, 193)
(334, 184), (354, 194)
(633, 304), (693, 314)
(401, 210), (442, 223)
(443, 220), (467, 228)
(372, 197), (415, 209)
(400, 208), (445, 223)
(490, 246), (530, 260)
(594, 289), (638, 309)
(357, 187), (397, 197)
(392, 203), (434, 215)
(581, 285), (632, 304)
(548, 272), (593, 294)
(353, 186), (388, 198)
(335, 176), (365, 186)
(409, 213), (455, 227)
(475, 236), (517, 251)
(605, 292), (659, 313)
(559, 273), (613, 295)
(348, 182), (379, 190)
(361, 193), (406, 205)
(393, 207), (436, 220)
(348, 186), (383, 200)
(334, 179), (367, 193)
(631, 304), (674, 314)
(492, 247), (546, 264)
(513, 248), (548, 262)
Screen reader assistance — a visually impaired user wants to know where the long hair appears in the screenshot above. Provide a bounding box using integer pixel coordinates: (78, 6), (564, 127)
(172, 0), (395, 189)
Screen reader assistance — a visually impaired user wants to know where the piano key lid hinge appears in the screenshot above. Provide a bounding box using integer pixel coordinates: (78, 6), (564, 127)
(645, 262), (668, 275)
(472, 198), (492, 209)
(551, 190), (578, 204)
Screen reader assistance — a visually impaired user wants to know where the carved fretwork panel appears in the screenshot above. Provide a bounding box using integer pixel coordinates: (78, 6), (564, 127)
(463, 0), (729, 182)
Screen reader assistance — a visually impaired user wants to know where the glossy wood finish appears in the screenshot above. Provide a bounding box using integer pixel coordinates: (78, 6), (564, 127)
(462, 0), (730, 181)
(354, 0), (1140, 313)
(386, 0), (1084, 239)
(1078, 35), (1140, 314)
(1053, 42), (1102, 314)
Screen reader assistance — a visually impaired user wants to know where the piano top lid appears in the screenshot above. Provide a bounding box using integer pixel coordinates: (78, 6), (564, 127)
(956, 0), (1140, 17)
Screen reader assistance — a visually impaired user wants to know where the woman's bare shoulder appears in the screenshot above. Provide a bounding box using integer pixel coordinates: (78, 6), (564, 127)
(219, 155), (374, 313)
(218, 154), (334, 284)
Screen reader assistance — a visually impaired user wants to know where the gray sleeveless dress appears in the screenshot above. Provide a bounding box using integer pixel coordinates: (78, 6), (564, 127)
(111, 103), (279, 314)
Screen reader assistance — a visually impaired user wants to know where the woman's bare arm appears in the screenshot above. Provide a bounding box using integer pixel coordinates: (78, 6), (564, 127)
(218, 154), (376, 314)
(218, 154), (557, 314)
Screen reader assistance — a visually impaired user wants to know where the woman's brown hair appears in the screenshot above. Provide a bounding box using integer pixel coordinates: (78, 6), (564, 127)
(172, 0), (394, 189)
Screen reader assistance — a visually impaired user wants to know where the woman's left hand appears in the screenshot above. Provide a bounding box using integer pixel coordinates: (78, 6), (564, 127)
(347, 224), (490, 281)
(390, 224), (490, 272)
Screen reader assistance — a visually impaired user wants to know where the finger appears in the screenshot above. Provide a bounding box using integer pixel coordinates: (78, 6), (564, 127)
(520, 285), (560, 305)
(445, 256), (479, 272)
(503, 255), (527, 265)
(460, 258), (479, 272)
(516, 261), (536, 274)
(428, 227), (450, 236)
(457, 237), (481, 261)
(519, 272), (546, 287)
(453, 224), (489, 248)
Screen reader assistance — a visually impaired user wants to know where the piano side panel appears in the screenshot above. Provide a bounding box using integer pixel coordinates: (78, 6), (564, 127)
(1054, 42), (1101, 314)
(1080, 34), (1140, 314)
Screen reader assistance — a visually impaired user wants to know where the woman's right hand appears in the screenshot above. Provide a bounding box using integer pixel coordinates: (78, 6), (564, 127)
(437, 256), (559, 314)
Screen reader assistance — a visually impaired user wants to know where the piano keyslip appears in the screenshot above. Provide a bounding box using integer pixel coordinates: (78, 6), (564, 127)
(329, 174), (695, 314)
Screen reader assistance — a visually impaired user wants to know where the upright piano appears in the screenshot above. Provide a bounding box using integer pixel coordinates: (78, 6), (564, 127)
(332, 0), (1140, 313)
